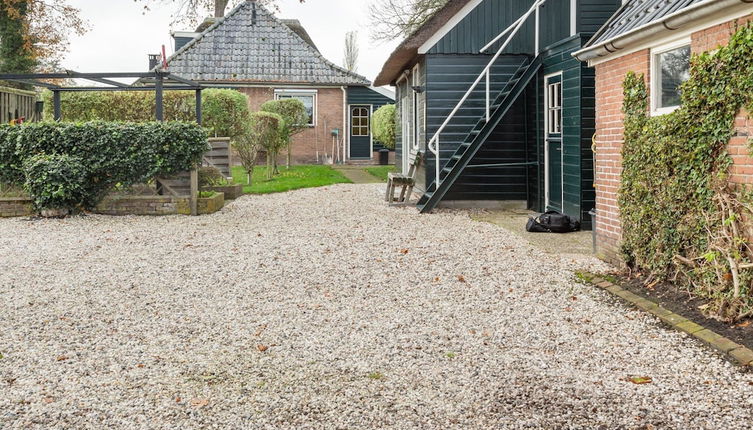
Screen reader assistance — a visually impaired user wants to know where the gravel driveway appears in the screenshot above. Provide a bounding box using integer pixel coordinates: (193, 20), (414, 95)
(1, 184), (752, 429)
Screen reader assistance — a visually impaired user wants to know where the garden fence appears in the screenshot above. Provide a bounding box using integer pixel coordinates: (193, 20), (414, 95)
(0, 86), (38, 124)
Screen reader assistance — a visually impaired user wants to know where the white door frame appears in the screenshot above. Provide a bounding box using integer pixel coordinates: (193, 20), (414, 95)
(544, 71), (564, 210)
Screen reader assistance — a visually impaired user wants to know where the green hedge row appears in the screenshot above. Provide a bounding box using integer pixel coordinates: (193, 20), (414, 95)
(0, 121), (208, 211)
(42, 88), (250, 138)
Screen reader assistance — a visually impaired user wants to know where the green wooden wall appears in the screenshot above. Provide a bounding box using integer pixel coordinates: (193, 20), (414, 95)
(347, 86), (395, 151)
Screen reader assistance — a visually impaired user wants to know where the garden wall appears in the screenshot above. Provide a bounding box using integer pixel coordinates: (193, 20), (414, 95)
(0, 193), (224, 217)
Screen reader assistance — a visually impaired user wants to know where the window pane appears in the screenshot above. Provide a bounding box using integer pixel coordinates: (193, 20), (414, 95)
(278, 94), (315, 125)
(659, 46), (690, 108)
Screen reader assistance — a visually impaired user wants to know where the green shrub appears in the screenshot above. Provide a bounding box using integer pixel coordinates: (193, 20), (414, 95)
(0, 121), (208, 212)
(260, 98), (308, 169)
(42, 89), (250, 138)
(372, 104), (396, 149)
(23, 154), (88, 211)
(198, 166), (228, 187)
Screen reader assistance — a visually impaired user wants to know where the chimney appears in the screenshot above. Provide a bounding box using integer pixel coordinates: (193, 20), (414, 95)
(148, 54), (161, 70)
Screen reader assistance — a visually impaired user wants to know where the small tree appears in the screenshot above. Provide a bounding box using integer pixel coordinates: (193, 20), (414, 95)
(372, 104), (396, 149)
(234, 112), (284, 183)
(260, 98), (308, 170)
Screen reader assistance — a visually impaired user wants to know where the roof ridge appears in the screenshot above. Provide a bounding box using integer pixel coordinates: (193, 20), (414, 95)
(262, 3), (370, 84)
(156, 1), (249, 72)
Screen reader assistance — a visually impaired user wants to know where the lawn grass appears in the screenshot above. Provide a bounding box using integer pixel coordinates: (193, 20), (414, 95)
(364, 166), (396, 182)
(232, 165), (352, 194)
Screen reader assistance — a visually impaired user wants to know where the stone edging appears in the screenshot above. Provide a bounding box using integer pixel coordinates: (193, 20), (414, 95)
(578, 272), (753, 368)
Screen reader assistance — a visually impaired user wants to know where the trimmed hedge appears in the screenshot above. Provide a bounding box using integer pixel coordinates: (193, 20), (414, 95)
(0, 121), (208, 212)
(372, 104), (396, 149)
(42, 88), (250, 138)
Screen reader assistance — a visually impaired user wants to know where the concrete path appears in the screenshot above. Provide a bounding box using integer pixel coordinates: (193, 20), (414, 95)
(1, 184), (751, 429)
(333, 166), (382, 184)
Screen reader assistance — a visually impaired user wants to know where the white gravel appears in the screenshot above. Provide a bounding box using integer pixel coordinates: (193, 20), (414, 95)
(1, 183), (752, 429)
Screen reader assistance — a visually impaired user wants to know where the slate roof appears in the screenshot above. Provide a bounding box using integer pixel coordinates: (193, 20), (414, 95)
(586, 0), (705, 47)
(161, 1), (370, 85)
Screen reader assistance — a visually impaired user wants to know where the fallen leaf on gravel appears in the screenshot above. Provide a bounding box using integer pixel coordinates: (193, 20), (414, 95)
(628, 376), (653, 385)
(136, 363), (145, 368)
(257, 344), (269, 352)
(570, 296), (578, 301)
(56, 355), (68, 362)
(175, 397), (182, 403)
(43, 396), (54, 403)
(190, 398), (209, 408)
(457, 275), (466, 283)
(400, 248), (409, 254)
(254, 324), (268, 337)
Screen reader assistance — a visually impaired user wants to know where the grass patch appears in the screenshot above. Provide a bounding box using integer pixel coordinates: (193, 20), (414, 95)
(445, 352), (457, 359)
(364, 166), (396, 182)
(232, 165), (352, 195)
(367, 372), (384, 380)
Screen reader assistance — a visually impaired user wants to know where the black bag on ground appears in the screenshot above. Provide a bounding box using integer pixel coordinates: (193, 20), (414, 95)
(526, 210), (581, 233)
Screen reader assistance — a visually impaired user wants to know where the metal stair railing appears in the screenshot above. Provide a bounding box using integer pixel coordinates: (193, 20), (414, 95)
(426, 0), (547, 189)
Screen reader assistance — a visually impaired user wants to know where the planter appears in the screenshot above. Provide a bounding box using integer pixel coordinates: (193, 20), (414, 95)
(0, 197), (34, 217)
(202, 183), (243, 199)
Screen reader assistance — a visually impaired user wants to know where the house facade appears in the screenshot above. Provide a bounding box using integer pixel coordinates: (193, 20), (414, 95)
(573, 0), (753, 263)
(157, 1), (394, 165)
(375, 0), (621, 224)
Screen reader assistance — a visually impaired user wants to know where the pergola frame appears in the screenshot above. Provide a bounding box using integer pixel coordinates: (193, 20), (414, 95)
(0, 70), (206, 216)
(0, 70), (204, 124)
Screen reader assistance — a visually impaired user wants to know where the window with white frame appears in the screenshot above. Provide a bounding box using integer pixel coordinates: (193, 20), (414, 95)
(546, 81), (562, 134)
(274, 90), (317, 126)
(351, 106), (369, 136)
(651, 41), (691, 114)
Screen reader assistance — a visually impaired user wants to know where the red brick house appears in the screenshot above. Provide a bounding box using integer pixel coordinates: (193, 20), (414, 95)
(158, 1), (394, 164)
(573, 0), (753, 263)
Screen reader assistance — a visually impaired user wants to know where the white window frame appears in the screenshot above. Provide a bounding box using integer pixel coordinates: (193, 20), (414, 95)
(650, 39), (691, 116)
(274, 89), (318, 126)
(411, 63), (421, 151)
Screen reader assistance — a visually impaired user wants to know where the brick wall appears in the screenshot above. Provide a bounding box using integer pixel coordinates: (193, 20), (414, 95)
(593, 50), (650, 263)
(237, 87), (345, 164)
(593, 15), (753, 264)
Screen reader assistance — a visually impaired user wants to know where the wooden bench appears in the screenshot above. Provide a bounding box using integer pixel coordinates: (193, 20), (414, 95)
(386, 150), (422, 205)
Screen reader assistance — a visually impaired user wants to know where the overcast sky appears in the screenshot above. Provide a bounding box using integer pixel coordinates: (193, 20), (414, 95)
(62, 0), (400, 85)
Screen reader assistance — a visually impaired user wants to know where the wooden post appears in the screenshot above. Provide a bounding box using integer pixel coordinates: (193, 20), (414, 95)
(53, 90), (61, 121)
(195, 89), (202, 125)
(155, 75), (164, 121)
(190, 168), (198, 216)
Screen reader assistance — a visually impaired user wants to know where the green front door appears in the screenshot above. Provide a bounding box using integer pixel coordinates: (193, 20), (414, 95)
(545, 74), (563, 212)
(349, 105), (371, 159)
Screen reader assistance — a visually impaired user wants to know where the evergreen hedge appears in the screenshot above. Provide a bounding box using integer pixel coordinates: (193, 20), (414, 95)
(42, 88), (250, 138)
(0, 121), (208, 212)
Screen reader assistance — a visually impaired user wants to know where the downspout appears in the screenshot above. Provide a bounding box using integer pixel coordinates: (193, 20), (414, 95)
(342, 86), (347, 164)
(574, 0), (753, 62)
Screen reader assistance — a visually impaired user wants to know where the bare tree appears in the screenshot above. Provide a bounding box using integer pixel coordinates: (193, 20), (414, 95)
(343, 31), (359, 72)
(141, 0), (305, 26)
(368, 0), (448, 42)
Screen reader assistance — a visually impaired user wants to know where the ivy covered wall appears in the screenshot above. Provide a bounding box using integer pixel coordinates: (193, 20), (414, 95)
(619, 24), (753, 322)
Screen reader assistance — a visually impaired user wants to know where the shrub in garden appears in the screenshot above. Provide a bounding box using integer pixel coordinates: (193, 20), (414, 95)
(372, 104), (396, 150)
(0, 121), (208, 213)
(42, 88), (250, 138)
(234, 112), (284, 183)
(260, 98), (308, 171)
(23, 154), (88, 211)
(198, 166), (228, 187)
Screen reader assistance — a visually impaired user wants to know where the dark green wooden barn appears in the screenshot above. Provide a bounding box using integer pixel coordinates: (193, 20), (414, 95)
(374, 0), (620, 228)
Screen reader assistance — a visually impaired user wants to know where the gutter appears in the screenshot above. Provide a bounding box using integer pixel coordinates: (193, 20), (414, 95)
(342, 86), (348, 163)
(573, 0), (753, 62)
